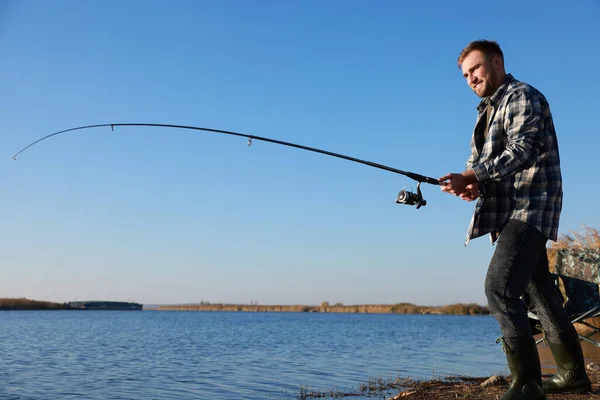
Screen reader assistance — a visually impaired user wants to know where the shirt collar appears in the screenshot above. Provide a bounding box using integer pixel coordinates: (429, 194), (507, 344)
(476, 73), (515, 112)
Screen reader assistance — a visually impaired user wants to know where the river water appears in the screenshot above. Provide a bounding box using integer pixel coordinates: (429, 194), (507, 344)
(1, 310), (595, 399)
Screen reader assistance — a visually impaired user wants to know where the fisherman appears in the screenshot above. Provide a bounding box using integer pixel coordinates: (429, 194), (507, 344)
(439, 40), (591, 399)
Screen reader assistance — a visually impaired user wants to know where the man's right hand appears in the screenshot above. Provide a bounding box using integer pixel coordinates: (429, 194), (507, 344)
(460, 183), (479, 201)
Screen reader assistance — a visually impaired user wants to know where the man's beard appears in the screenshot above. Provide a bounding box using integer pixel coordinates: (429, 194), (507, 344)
(480, 69), (498, 97)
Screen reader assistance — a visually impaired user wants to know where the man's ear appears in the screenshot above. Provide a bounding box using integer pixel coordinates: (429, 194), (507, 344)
(493, 54), (504, 69)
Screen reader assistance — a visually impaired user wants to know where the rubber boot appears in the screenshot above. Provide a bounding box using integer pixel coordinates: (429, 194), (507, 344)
(498, 336), (546, 400)
(543, 331), (592, 394)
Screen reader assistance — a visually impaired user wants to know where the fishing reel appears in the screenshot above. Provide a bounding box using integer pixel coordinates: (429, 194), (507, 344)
(396, 182), (427, 209)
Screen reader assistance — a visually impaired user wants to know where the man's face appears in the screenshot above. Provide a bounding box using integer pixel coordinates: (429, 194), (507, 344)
(461, 50), (499, 98)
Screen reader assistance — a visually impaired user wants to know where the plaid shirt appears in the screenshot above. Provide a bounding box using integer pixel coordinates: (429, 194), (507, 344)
(465, 74), (563, 245)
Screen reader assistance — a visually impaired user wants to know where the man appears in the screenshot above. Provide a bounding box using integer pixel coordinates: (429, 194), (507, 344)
(439, 40), (591, 399)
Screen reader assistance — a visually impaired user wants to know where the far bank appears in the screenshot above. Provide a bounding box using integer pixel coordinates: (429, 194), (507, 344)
(156, 302), (489, 315)
(1, 298), (488, 315)
(0, 298), (142, 311)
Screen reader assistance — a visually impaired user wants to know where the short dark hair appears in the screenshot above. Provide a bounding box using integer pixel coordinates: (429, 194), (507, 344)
(458, 40), (504, 67)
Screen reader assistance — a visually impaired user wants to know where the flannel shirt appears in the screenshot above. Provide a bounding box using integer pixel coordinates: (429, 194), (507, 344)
(465, 74), (563, 245)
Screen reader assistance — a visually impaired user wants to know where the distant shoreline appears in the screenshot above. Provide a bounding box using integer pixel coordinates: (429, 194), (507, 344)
(1, 298), (489, 315)
(156, 302), (490, 315)
(0, 298), (141, 311)
(0, 298), (66, 311)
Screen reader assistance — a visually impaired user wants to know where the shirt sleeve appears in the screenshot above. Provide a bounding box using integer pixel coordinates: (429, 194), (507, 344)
(472, 90), (545, 182)
(466, 132), (479, 170)
(466, 152), (475, 170)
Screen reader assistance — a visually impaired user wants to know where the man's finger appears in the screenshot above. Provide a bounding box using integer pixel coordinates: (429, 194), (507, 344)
(438, 173), (452, 183)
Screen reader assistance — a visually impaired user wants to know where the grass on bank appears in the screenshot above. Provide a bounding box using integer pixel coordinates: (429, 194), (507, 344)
(298, 375), (415, 399)
(550, 225), (600, 249)
(296, 374), (511, 399)
(547, 225), (600, 268)
(296, 371), (600, 399)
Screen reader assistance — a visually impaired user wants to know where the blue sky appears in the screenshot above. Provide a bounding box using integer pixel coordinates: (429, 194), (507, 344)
(1, 1), (598, 306)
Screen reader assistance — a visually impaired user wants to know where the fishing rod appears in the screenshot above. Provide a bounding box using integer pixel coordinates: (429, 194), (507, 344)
(13, 123), (440, 209)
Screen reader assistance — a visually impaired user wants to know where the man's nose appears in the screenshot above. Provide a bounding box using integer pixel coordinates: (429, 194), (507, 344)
(469, 75), (479, 86)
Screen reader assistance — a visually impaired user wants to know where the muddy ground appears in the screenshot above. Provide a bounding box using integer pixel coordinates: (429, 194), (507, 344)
(297, 368), (600, 399)
(385, 371), (600, 399)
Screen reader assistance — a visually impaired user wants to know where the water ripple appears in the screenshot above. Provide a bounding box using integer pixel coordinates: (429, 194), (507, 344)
(0, 311), (512, 399)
